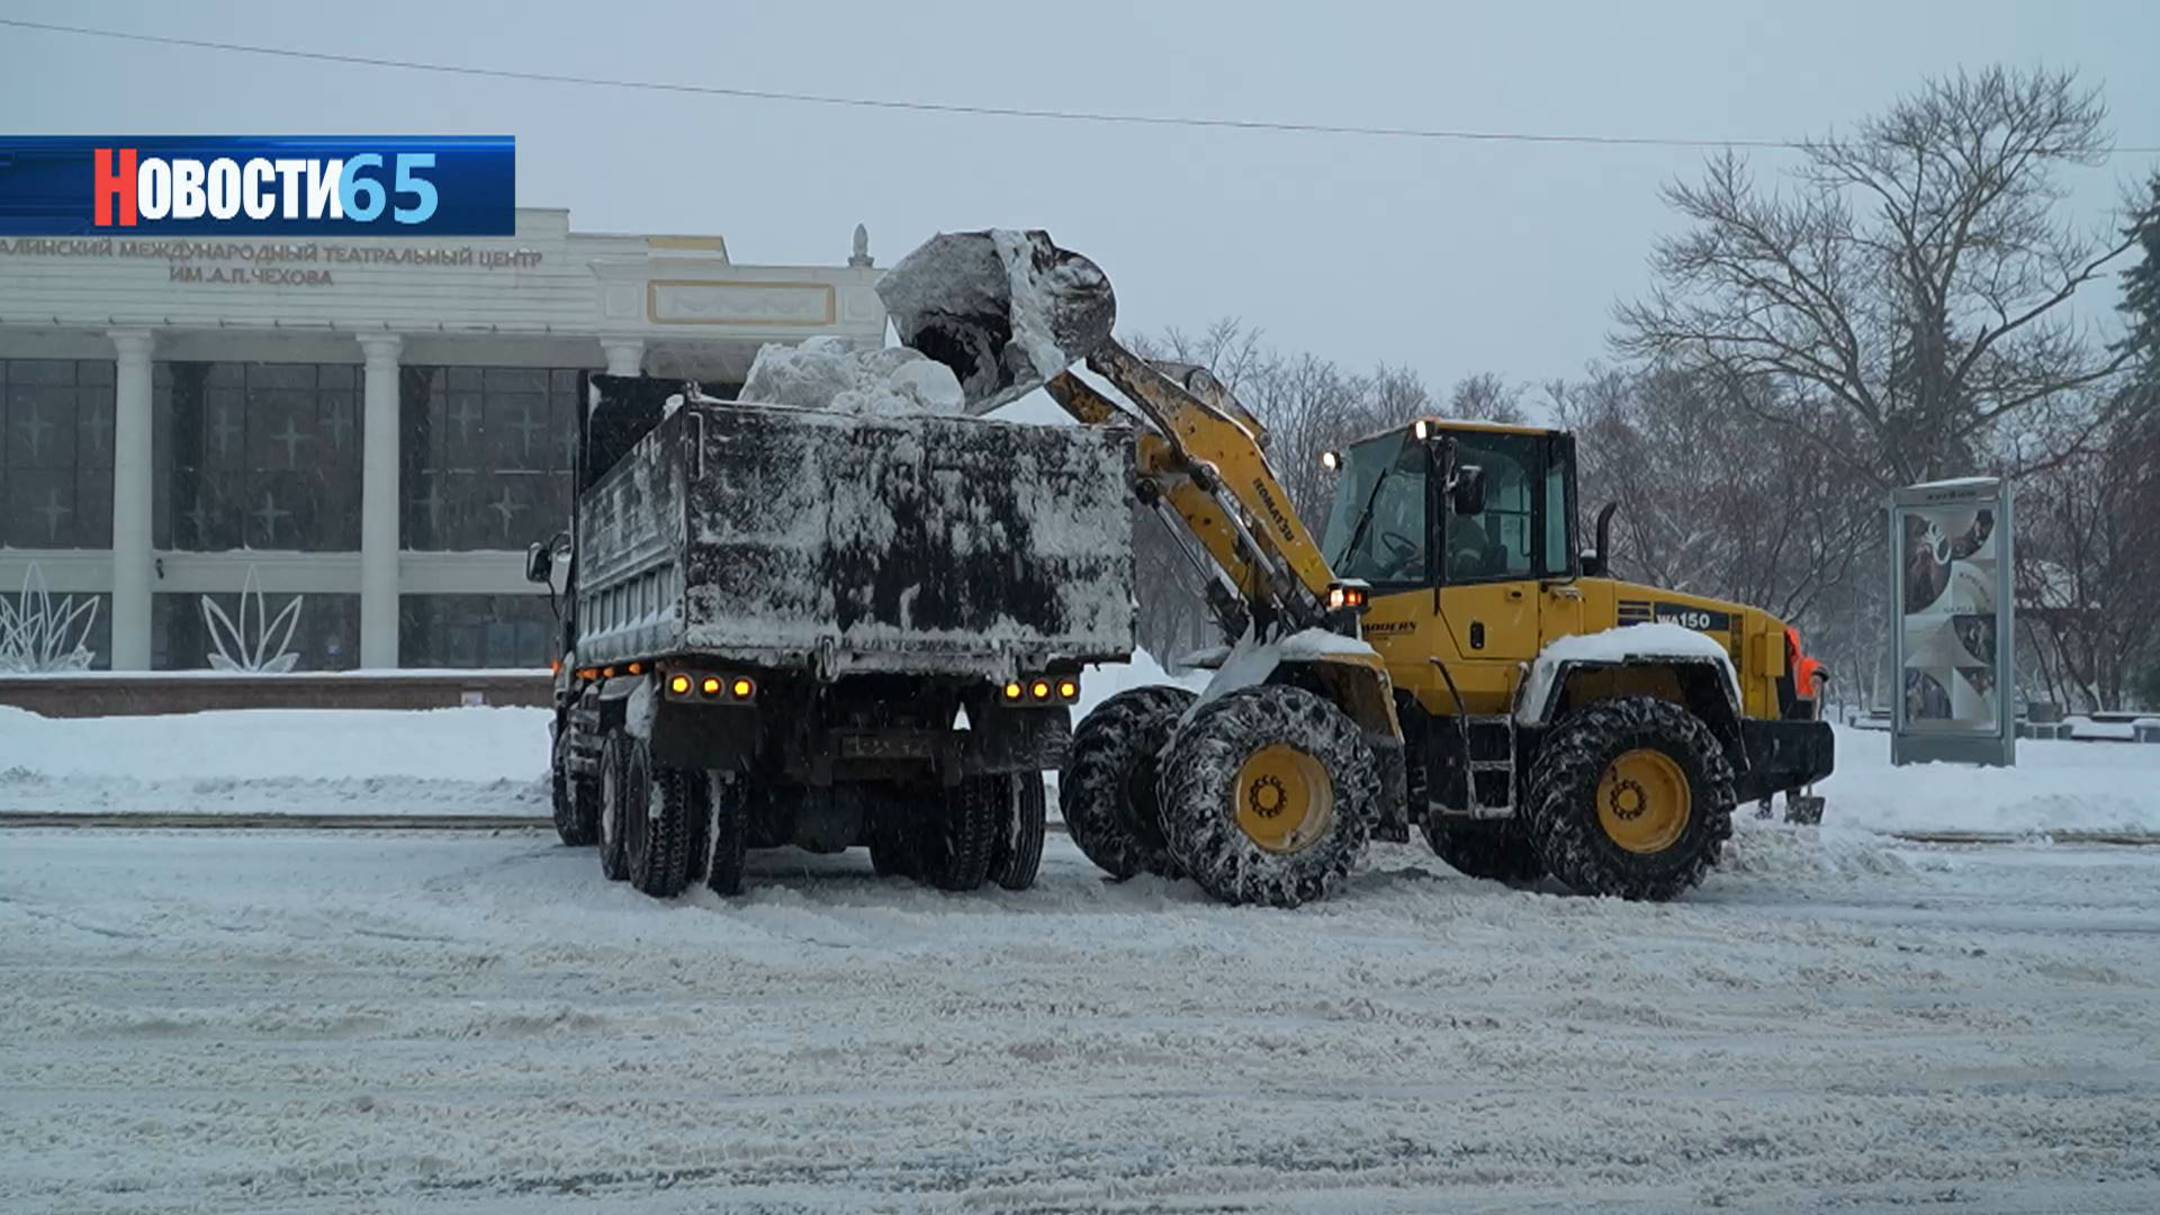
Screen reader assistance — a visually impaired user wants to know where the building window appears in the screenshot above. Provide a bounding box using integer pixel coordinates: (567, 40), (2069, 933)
(151, 362), (364, 552)
(1, 359), (115, 549)
(401, 367), (578, 551)
(0, 587), (111, 670)
(152, 591), (361, 671)
(399, 593), (557, 668)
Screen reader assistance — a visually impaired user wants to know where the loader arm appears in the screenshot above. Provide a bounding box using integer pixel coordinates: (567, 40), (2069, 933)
(1044, 341), (1338, 636)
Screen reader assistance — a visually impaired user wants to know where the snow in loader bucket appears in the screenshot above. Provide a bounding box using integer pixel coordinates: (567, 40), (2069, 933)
(572, 395), (1137, 678)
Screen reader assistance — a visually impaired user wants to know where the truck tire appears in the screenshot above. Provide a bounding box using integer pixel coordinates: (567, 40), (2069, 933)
(1158, 684), (1378, 908)
(1422, 819), (1545, 885)
(624, 737), (699, 899)
(915, 783), (1000, 892)
(597, 731), (632, 882)
(1523, 696), (1736, 902)
(550, 724), (600, 847)
(867, 813), (913, 878)
(1060, 686), (1195, 880)
(706, 774), (750, 897)
(988, 772), (1048, 891)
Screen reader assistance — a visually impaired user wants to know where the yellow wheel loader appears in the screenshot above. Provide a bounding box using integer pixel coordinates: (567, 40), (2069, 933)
(878, 231), (1835, 907)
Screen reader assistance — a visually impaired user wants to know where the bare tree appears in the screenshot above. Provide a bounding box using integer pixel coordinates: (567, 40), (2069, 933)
(1617, 67), (2142, 485)
(2014, 407), (2160, 710)
(1447, 371), (1528, 425)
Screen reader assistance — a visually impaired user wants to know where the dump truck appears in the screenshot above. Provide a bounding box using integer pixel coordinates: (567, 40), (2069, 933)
(875, 229), (1836, 907)
(530, 369), (1135, 899)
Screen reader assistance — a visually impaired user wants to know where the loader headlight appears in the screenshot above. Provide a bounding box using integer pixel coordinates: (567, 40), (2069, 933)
(1327, 582), (1369, 611)
(1412, 418), (1433, 441)
(1320, 449), (1341, 471)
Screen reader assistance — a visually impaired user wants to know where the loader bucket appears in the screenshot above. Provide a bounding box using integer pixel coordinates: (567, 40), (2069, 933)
(877, 230), (1116, 414)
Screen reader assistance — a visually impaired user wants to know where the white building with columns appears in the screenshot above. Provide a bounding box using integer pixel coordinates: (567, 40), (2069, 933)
(0, 208), (885, 670)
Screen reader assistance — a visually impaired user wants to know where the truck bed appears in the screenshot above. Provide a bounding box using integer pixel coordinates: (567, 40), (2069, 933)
(572, 396), (1135, 679)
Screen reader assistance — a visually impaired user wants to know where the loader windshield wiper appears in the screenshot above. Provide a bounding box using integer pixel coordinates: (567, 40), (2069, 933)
(1337, 463), (1398, 574)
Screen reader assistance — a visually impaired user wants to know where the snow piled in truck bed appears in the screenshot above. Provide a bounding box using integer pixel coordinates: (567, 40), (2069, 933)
(738, 335), (965, 417)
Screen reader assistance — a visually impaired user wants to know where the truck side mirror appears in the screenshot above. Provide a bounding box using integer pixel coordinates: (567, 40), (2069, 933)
(524, 541), (553, 585)
(1451, 464), (1487, 517)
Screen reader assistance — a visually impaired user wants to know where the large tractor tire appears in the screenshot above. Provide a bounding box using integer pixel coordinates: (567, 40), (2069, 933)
(1061, 686), (1195, 880)
(915, 782), (1002, 892)
(550, 724), (600, 847)
(705, 774), (751, 898)
(1422, 818), (1545, 885)
(987, 772), (1049, 892)
(623, 737), (700, 899)
(597, 731), (633, 882)
(1158, 684), (1379, 908)
(1523, 696), (1736, 901)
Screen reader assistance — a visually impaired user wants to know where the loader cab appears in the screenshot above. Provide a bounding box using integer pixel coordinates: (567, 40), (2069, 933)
(1320, 418), (1581, 715)
(1321, 419), (1577, 589)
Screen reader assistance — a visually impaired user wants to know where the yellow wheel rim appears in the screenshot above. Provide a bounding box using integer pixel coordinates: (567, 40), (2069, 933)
(1234, 743), (1335, 854)
(1596, 748), (1691, 855)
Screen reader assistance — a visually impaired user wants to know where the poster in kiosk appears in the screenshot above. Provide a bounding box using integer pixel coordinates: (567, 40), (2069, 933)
(1889, 477), (2016, 767)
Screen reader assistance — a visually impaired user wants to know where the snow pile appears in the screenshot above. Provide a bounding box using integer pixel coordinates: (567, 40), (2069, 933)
(738, 335), (965, 417)
(1189, 627), (1378, 718)
(0, 705), (547, 816)
(1072, 646), (1208, 722)
(1518, 621), (1737, 720)
(1818, 723), (2160, 836)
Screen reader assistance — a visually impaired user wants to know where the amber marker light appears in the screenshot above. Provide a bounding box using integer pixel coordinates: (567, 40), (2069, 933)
(700, 676), (722, 697)
(669, 674), (692, 695)
(1057, 679), (1079, 701)
(1004, 681), (1024, 701)
(731, 678), (754, 699)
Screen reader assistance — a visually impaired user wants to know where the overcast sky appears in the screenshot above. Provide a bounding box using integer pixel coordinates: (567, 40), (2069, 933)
(5, 0), (2156, 405)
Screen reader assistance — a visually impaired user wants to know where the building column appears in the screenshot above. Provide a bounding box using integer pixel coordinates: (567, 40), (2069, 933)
(600, 338), (645, 377)
(107, 329), (156, 670)
(358, 333), (403, 668)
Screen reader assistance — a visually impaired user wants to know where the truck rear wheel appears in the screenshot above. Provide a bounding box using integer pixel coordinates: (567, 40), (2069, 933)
(1158, 684), (1378, 907)
(915, 783), (1000, 892)
(1523, 696), (1735, 901)
(988, 772), (1048, 891)
(550, 724), (600, 847)
(1061, 686), (1194, 880)
(705, 774), (750, 897)
(624, 737), (700, 899)
(597, 731), (632, 882)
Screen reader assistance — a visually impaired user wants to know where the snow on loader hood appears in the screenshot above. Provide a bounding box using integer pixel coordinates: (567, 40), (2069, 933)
(1517, 622), (1739, 724)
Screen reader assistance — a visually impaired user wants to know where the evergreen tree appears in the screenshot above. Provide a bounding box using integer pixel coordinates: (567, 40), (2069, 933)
(2122, 173), (2160, 386)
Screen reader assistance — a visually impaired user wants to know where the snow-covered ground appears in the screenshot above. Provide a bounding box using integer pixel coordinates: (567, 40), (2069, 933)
(4, 824), (2158, 1212)
(7, 672), (2158, 842)
(0, 704), (550, 816)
